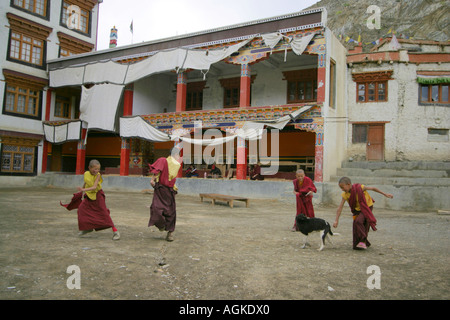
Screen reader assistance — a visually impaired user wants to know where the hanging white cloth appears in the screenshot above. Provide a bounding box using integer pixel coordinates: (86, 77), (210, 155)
(120, 116), (171, 142)
(83, 60), (129, 85)
(290, 33), (316, 55)
(49, 65), (85, 88)
(79, 83), (124, 132)
(43, 120), (82, 143)
(49, 37), (254, 87)
(261, 32), (284, 51)
(118, 105), (312, 146)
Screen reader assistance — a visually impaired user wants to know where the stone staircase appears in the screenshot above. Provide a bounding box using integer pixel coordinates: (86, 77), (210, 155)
(26, 172), (54, 187)
(331, 161), (450, 186)
(325, 161), (450, 211)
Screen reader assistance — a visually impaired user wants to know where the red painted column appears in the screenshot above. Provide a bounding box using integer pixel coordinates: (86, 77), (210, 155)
(240, 64), (251, 108)
(41, 88), (52, 174)
(120, 139), (130, 176)
(75, 128), (87, 175)
(314, 51), (326, 182)
(236, 136), (247, 180)
(236, 63), (250, 179)
(123, 84), (134, 116)
(120, 84), (134, 176)
(176, 72), (187, 112)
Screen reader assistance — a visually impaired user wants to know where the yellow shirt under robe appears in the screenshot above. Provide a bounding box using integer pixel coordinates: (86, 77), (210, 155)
(84, 171), (103, 200)
(341, 184), (374, 211)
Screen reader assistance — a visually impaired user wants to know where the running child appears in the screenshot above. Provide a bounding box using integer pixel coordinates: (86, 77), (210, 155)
(61, 159), (120, 240)
(333, 176), (393, 250)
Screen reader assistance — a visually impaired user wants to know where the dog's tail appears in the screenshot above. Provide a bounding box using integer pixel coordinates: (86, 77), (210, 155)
(326, 223), (340, 236)
(326, 222), (334, 236)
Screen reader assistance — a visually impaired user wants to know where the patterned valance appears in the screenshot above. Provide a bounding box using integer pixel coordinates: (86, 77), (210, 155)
(416, 71), (450, 84)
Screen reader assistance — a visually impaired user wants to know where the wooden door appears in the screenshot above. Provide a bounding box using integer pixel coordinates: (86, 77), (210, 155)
(367, 124), (384, 161)
(50, 144), (62, 171)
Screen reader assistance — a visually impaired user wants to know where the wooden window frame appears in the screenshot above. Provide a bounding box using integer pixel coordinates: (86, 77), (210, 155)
(60, 0), (95, 36)
(186, 81), (206, 111)
(57, 31), (94, 57)
(5, 85), (40, 117)
(54, 95), (72, 118)
(352, 123), (368, 143)
(329, 59), (336, 108)
(352, 71), (392, 103)
(6, 13), (51, 69)
(419, 83), (449, 104)
(2, 69), (47, 120)
(1, 144), (35, 173)
(283, 69), (318, 104)
(0, 136), (39, 175)
(356, 81), (388, 103)
(219, 76), (256, 108)
(9, 31), (44, 66)
(11, 0), (50, 20)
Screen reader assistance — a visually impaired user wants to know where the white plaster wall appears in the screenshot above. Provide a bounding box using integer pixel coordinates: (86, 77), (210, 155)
(203, 75), (227, 110)
(346, 64), (398, 161)
(322, 29), (348, 182)
(250, 65), (287, 107)
(346, 61), (450, 161)
(132, 74), (175, 115)
(0, 1), (98, 175)
(395, 63), (450, 160)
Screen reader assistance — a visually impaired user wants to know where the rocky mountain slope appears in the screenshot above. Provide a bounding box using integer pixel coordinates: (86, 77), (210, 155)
(307, 0), (449, 49)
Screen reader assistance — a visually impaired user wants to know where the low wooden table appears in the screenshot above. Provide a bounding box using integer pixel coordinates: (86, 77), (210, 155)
(199, 193), (249, 208)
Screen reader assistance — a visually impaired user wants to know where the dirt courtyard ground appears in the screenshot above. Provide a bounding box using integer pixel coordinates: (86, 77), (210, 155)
(1, 186), (449, 301)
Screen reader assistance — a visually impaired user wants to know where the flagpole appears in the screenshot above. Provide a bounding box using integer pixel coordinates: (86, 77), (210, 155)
(130, 19), (133, 45)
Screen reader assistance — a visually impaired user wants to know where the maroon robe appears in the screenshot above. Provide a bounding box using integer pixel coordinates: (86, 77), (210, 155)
(293, 176), (317, 229)
(348, 183), (377, 249)
(61, 190), (115, 231)
(148, 157), (178, 232)
(250, 165), (264, 180)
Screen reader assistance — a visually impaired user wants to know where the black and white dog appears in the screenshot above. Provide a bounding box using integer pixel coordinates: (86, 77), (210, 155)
(295, 214), (335, 251)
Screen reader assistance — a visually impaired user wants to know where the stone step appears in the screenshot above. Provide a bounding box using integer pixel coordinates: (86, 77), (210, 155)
(329, 175), (450, 186)
(342, 161), (450, 171)
(26, 173), (53, 186)
(336, 167), (448, 178)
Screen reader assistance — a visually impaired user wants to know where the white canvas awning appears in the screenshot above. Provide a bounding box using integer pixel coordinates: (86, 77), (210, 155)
(119, 105), (312, 146)
(49, 38), (254, 87)
(48, 32), (317, 87)
(43, 120), (82, 144)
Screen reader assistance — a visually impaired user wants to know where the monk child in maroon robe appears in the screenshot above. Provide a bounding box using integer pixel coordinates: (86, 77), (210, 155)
(148, 148), (182, 242)
(334, 176), (393, 250)
(292, 169), (317, 230)
(60, 159), (120, 240)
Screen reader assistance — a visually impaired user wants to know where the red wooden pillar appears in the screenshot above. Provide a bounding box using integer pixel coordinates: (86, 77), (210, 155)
(123, 84), (134, 116)
(236, 63), (251, 179)
(314, 51), (326, 182)
(240, 64), (251, 108)
(41, 88), (52, 174)
(316, 53), (326, 104)
(75, 128), (87, 175)
(176, 72), (187, 112)
(236, 136), (247, 180)
(120, 84), (134, 176)
(120, 139), (130, 176)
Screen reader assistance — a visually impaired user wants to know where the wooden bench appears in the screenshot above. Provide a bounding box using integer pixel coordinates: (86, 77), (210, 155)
(199, 193), (249, 208)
